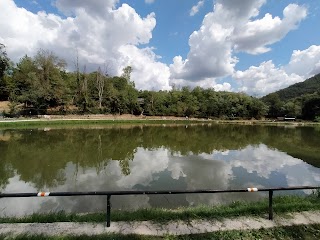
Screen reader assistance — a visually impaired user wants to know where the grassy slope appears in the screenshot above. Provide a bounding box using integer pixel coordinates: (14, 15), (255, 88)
(1, 195), (319, 224)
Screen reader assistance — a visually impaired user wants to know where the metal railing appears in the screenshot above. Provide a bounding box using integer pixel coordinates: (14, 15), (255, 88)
(1, 186), (319, 227)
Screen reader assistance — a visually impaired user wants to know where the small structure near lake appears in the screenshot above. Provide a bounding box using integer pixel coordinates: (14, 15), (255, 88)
(277, 117), (296, 121)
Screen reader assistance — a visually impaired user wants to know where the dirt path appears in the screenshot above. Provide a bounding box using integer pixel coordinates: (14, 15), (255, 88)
(1, 211), (320, 237)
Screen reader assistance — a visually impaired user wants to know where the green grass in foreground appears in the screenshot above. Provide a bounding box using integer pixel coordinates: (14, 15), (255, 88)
(0, 195), (319, 224)
(2, 224), (320, 240)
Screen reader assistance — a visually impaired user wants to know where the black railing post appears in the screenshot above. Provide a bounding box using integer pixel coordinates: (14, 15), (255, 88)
(269, 190), (273, 220)
(107, 195), (111, 227)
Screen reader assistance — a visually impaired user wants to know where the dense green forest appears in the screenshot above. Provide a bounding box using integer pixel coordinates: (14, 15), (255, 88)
(269, 74), (320, 101)
(0, 43), (319, 120)
(262, 74), (320, 120)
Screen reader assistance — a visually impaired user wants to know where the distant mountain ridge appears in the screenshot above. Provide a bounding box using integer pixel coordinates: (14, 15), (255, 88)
(263, 73), (320, 101)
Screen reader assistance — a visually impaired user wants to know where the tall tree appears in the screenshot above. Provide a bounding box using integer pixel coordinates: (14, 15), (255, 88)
(0, 43), (10, 100)
(96, 66), (104, 109)
(0, 43), (9, 80)
(75, 50), (81, 105)
(302, 96), (320, 120)
(263, 93), (283, 117)
(11, 50), (67, 113)
(121, 66), (132, 82)
(121, 66), (134, 87)
(78, 65), (90, 112)
(34, 49), (67, 108)
(10, 55), (38, 107)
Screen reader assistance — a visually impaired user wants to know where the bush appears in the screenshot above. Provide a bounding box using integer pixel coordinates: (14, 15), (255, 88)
(314, 116), (320, 122)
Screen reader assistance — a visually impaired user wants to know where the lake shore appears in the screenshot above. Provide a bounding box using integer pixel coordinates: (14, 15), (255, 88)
(1, 194), (320, 239)
(1, 195), (319, 223)
(0, 114), (319, 128)
(1, 212), (320, 239)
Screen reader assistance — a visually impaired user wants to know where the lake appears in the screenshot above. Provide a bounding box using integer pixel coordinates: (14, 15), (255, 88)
(0, 124), (319, 216)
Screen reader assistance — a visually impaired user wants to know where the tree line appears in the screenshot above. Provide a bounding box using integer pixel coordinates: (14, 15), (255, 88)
(262, 74), (320, 121)
(0, 43), (319, 120)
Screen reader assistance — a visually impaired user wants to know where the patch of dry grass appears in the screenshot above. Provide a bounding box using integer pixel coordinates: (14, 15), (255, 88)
(0, 101), (9, 112)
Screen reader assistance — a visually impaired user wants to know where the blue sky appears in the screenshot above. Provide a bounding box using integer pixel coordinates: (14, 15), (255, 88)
(1, 0), (320, 96)
(131, 0), (320, 68)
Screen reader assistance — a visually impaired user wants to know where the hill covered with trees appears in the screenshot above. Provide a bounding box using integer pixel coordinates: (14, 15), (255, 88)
(266, 74), (320, 102)
(262, 74), (320, 120)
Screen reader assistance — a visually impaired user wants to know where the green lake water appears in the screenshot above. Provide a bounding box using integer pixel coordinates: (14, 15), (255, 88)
(0, 124), (319, 216)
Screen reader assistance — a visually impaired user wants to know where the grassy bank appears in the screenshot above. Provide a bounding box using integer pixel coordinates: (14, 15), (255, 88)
(1, 194), (319, 224)
(2, 224), (320, 239)
(0, 119), (198, 129)
(0, 118), (319, 129)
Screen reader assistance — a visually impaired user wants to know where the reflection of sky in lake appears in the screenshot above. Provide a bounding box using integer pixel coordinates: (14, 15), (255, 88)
(200, 144), (320, 188)
(1, 144), (320, 216)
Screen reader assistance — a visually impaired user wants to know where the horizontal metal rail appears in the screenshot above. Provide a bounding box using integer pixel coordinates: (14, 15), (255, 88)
(1, 186), (318, 197)
(0, 186), (319, 227)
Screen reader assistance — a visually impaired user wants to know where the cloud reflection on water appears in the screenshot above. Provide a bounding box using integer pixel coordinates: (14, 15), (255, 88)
(1, 144), (319, 216)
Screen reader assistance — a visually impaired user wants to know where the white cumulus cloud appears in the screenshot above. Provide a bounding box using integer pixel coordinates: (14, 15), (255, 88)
(170, 0), (307, 85)
(234, 45), (320, 96)
(0, 0), (314, 95)
(233, 4), (307, 54)
(118, 45), (171, 90)
(170, 76), (232, 92)
(190, 0), (205, 16)
(233, 61), (303, 96)
(0, 0), (171, 90)
(285, 45), (320, 77)
(55, 0), (119, 16)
